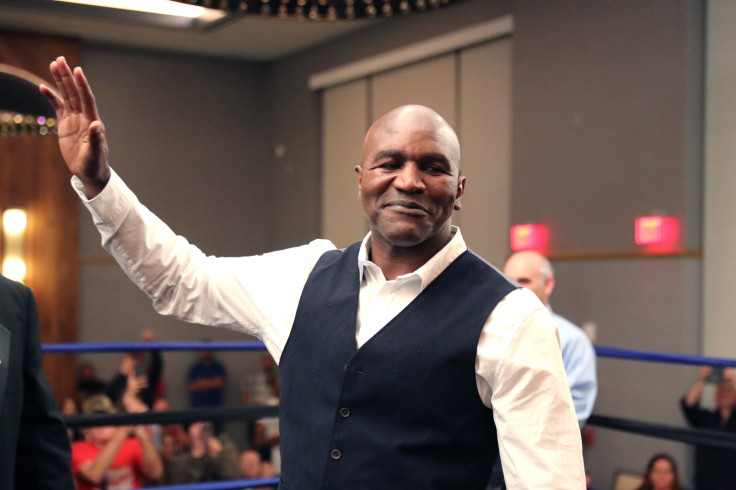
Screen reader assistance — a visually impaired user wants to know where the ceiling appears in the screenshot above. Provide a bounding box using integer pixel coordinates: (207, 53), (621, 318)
(0, 0), (378, 62)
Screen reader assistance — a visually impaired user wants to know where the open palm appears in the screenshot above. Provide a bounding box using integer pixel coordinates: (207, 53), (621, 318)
(40, 56), (110, 197)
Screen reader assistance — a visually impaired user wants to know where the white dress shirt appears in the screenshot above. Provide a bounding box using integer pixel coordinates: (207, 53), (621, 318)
(73, 169), (585, 489)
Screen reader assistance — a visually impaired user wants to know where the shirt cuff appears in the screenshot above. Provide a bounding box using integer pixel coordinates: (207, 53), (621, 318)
(71, 168), (134, 239)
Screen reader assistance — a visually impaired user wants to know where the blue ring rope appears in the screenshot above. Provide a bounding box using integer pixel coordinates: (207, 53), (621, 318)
(42, 341), (736, 368)
(594, 346), (736, 367)
(42, 341), (267, 353)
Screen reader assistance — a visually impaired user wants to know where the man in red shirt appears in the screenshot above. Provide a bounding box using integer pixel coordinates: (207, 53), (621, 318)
(71, 394), (162, 489)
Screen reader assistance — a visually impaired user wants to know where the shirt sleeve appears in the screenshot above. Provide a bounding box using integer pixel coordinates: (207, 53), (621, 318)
(476, 288), (586, 489)
(73, 170), (335, 360)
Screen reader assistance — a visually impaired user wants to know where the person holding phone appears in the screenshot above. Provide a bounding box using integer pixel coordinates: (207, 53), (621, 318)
(162, 422), (240, 485)
(680, 365), (736, 489)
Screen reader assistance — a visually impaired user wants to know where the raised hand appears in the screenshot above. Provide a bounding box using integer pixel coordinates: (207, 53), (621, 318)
(39, 56), (110, 198)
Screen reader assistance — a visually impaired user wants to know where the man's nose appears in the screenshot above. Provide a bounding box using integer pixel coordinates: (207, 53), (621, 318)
(393, 163), (425, 193)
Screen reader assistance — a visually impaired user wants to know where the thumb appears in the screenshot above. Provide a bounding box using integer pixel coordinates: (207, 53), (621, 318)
(89, 120), (106, 151)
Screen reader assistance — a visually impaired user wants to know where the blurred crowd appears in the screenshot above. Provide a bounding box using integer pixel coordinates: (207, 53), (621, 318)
(62, 329), (280, 489)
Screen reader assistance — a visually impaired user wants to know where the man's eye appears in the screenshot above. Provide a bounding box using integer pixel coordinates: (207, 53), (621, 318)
(379, 162), (401, 170)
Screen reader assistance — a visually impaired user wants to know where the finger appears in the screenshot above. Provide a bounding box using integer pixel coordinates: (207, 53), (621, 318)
(49, 59), (72, 110)
(74, 66), (101, 122)
(56, 57), (83, 113)
(89, 120), (107, 153)
(38, 84), (65, 116)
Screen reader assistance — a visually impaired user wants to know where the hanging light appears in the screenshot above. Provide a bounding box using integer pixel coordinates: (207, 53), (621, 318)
(168, 0), (462, 21)
(2, 209), (28, 281)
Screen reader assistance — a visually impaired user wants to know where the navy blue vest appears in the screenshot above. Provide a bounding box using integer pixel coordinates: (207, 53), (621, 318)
(278, 242), (517, 489)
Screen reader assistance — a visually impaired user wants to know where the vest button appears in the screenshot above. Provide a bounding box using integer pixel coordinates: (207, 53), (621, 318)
(339, 407), (350, 418)
(331, 449), (342, 460)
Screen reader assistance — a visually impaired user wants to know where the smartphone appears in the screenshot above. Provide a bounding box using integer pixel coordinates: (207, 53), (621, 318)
(706, 366), (724, 384)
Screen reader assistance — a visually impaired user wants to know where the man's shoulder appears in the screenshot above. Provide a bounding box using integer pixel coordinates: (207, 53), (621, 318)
(0, 274), (30, 301)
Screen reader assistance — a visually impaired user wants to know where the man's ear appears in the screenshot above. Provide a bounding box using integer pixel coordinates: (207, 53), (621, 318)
(454, 175), (466, 210)
(355, 165), (363, 200)
(544, 274), (555, 299)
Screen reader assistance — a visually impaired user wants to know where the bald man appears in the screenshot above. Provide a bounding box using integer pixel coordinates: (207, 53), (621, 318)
(42, 56), (585, 489)
(504, 251), (598, 425)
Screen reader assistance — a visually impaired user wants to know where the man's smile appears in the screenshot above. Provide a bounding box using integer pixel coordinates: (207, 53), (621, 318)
(382, 200), (430, 215)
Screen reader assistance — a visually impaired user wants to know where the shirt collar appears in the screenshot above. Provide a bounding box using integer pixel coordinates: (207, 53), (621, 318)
(357, 226), (468, 290)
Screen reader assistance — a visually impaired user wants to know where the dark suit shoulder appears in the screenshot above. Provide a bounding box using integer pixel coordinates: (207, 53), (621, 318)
(0, 274), (31, 302)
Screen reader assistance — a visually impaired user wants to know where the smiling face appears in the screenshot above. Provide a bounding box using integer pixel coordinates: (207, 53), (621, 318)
(356, 105), (464, 254)
(648, 457), (675, 490)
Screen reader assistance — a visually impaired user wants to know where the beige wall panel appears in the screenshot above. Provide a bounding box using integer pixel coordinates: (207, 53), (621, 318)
(371, 54), (456, 127)
(458, 39), (512, 266)
(322, 79), (369, 248)
(703, 0), (736, 357)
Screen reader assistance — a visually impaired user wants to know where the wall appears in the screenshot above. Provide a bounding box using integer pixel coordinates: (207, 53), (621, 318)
(74, 46), (273, 442)
(512, 1), (704, 486)
(703, 0), (736, 358)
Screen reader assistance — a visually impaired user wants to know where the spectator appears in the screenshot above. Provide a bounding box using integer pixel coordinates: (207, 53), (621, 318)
(76, 361), (106, 400)
(240, 449), (264, 479)
(188, 348), (227, 409)
(134, 329), (165, 406)
(635, 453), (683, 490)
(252, 373), (281, 475)
(151, 397), (188, 452)
(681, 365), (736, 489)
(240, 449), (275, 490)
(163, 421), (240, 484)
(0, 275), (75, 489)
(71, 390), (163, 488)
(107, 330), (163, 408)
(242, 353), (279, 406)
(160, 432), (183, 461)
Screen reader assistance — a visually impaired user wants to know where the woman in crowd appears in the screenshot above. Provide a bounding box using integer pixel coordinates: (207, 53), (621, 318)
(636, 453), (683, 490)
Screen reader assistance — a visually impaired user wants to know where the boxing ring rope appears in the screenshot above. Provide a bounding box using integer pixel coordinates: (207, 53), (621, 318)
(42, 341), (267, 353)
(45, 341), (736, 488)
(42, 340), (736, 367)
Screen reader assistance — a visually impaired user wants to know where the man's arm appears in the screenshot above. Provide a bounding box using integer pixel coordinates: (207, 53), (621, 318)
(684, 365), (710, 407)
(477, 289), (586, 489)
(133, 425), (164, 481)
(40, 56), (335, 361)
(15, 286), (76, 490)
(189, 375), (225, 392)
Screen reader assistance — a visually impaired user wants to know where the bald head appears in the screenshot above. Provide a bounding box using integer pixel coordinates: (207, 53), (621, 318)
(361, 105), (461, 172)
(504, 251), (555, 305)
